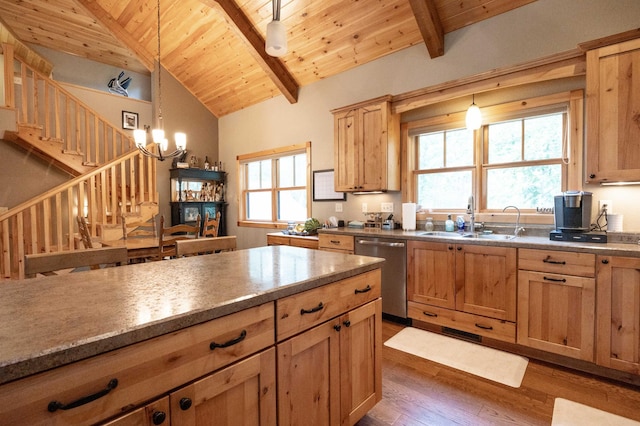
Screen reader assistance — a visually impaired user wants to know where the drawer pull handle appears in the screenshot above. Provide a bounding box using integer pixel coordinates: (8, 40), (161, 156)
(475, 323), (493, 330)
(543, 257), (566, 265)
(422, 311), (438, 317)
(48, 378), (118, 412)
(543, 276), (567, 283)
(210, 329), (247, 350)
(330, 240), (341, 244)
(354, 285), (371, 294)
(301, 302), (324, 315)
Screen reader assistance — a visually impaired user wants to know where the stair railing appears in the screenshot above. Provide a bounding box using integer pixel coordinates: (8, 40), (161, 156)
(0, 149), (157, 280)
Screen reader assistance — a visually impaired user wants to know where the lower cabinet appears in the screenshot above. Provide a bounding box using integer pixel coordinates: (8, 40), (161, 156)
(267, 233), (319, 249)
(103, 397), (170, 426)
(277, 299), (382, 426)
(318, 234), (355, 254)
(596, 255), (640, 374)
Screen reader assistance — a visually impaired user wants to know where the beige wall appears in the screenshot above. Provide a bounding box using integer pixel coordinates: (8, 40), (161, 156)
(220, 0), (640, 248)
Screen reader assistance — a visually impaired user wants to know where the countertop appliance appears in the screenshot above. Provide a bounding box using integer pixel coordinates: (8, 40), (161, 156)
(354, 236), (407, 320)
(554, 191), (592, 232)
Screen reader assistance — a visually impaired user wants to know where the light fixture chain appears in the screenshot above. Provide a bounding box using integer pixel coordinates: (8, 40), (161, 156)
(157, 0), (163, 128)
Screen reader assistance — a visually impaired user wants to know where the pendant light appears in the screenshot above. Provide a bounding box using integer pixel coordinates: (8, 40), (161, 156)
(465, 94), (482, 131)
(266, 0), (287, 57)
(134, 0), (187, 161)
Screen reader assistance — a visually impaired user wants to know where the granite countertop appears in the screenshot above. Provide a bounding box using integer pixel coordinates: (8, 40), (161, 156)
(319, 228), (640, 257)
(0, 246), (384, 385)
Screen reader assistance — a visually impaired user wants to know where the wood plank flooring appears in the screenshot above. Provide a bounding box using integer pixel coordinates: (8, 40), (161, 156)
(357, 321), (640, 425)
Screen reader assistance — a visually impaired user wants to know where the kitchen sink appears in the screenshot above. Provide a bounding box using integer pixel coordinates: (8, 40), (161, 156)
(418, 231), (463, 237)
(462, 233), (516, 240)
(417, 231), (516, 240)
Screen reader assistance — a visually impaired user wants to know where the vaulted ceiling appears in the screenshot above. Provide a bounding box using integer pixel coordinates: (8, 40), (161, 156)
(0, 0), (536, 117)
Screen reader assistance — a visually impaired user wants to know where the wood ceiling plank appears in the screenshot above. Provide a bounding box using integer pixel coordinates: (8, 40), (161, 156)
(436, 0), (537, 33)
(409, 0), (444, 58)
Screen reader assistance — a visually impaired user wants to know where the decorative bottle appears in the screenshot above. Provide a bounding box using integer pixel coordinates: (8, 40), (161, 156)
(204, 156), (210, 170)
(445, 214), (455, 232)
(425, 217), (434, 232)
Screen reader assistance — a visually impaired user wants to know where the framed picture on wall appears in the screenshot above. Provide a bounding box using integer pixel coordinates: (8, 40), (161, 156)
(122, 111), (139, 130)
(313, 169), (347, 201)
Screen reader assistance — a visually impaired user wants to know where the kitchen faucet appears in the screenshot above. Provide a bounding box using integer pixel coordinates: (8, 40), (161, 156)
(503, 205), (524, 237)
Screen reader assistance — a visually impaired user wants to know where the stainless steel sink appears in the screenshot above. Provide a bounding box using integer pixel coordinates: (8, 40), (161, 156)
(462, 233), (516, 240)
(418, 231), (463, 237)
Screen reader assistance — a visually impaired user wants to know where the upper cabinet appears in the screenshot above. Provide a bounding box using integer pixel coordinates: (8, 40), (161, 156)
(585, 37), (640, 183)
(332, 95), (400, 192)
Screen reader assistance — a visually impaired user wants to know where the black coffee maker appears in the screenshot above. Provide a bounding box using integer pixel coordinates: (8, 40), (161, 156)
(553, 191), (592, 232)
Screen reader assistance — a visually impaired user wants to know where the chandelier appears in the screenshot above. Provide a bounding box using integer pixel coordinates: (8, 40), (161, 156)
(134, 0), (186, 161)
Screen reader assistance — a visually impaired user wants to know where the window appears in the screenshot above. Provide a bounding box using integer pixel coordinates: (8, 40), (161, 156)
(237, 142), (311, 227)
(409, 92), (582, 214)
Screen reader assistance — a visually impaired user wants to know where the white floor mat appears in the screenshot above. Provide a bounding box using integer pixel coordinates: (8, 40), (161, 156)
(384, 327), (528, 388)
(552, 398), (640, 426)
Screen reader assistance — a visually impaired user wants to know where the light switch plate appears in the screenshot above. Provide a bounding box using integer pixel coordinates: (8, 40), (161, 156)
(335, 203), (343, 212)
(381, 203), (393, 212)
(361, 203), (368, 212)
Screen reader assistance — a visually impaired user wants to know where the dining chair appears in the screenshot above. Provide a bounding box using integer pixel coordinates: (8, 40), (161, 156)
(201, 211), (221, 238)
(122, 214), (157, 239)
(24, 247), (128, 278)
(158, 215), (201, 259)
(76, 216), (94, 249)
(175, 236), (236, 257)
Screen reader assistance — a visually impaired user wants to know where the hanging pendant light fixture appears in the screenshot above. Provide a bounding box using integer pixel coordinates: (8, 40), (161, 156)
(465, 94), (482, 131)
(134, 0), (187, 161)
(265, 0), (287, 57)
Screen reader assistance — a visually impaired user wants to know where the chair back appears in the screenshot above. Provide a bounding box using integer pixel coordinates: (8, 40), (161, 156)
(122, 215), (157, 239)
(158, 215), (201, 259)
(76, 216), (93, 249)
(202, 211), (221, 238)
(24, 247), (128, 278)
(175, 236), (236, 257)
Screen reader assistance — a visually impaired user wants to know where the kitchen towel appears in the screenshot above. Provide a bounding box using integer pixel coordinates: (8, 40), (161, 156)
(552, 398), (640, 426)
(402, 203), (416, 231)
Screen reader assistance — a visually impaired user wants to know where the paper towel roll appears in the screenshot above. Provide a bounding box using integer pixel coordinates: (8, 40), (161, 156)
(607, 214), (623, 232)
(402, 203), (417, 231)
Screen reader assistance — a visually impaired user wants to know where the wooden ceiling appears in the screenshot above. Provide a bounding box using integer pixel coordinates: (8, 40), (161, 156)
(0, 0), (536, 117)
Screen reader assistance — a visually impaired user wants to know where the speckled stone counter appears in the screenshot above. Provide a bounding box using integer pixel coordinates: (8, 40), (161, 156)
(319, 228), (640, 258)
(0, 246), (383, 385)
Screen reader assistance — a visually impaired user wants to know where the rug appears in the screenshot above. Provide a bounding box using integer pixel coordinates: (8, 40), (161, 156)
(552, 398), (640, 426)
(384, 327), (528, 388)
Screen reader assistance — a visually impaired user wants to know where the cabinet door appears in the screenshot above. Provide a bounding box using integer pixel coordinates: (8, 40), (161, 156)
(596, 256), (640, 374)
(170, 348), (276, 425)
(518, 270), (595, 361)
(358, 104), (386, 191)
(340, 299), (382, 426)
(407, 241), (456, 310)
(455, 244), (517, 321)
(334, 109), (359, 191)
(102, 397), (170, 426)
(278, 320), (341, 426)
(585, 38), (640, 182)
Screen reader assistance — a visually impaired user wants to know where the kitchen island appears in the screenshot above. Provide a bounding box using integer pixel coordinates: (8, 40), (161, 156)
(0, 246), (384, 425)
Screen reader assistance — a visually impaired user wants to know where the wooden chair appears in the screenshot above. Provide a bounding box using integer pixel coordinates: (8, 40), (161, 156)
(202, 211), (221, 238)
(76, 216), (94, 249)
(158, 215), (201, 259)
(24, 247), (128, 278)
(122, 214), (157, 239)
(175, 236), (236, 257)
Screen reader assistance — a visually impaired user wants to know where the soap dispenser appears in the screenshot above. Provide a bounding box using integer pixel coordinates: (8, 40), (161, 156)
(445, 214), (455, 232)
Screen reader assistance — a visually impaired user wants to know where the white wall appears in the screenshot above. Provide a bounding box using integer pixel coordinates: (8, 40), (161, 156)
(220, 0), (640, 248)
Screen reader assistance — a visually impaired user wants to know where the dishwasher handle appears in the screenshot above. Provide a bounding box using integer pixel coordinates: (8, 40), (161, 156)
(356, 239), (405, 248)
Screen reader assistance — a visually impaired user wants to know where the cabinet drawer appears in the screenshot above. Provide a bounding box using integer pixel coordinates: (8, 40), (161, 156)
(408, 301), (516, 344)
(319, 234), (354, 253)
(290, 237), (319, 250)
(276, 269), (381, 341)
(518, 248), (595, 277)
(0, 303), (275, 425)
(267, 235), (290, 246)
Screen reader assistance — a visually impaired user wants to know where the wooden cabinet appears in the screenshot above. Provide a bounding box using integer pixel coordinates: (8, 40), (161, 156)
(170, 168), (227, 235)
(596, 255), (640, 374)
(267, 232), (319, 249)
(585, 37), (640, 183)
(319, 233), (355, 254)
(517, 249), (596, 361)
(332, 95), (400, 192)
(276, 269), (382, 426)
(103, 397), (170, 425)
(407, 240), (517, 343)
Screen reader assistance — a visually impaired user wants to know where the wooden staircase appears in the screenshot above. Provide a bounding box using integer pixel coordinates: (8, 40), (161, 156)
(0, 45), (159, 280)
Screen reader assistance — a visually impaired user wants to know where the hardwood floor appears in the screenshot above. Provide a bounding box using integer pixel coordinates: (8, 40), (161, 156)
(357, 320), (640, 425)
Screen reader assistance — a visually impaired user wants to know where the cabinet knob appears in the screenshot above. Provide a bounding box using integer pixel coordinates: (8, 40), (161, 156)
(152, 411), (167, 425)
(448, 245), (453, 250)
(333, 324), (342, 332)
(601, 259), (609, 264)
(343, 320), (351, 327)
(179, 397), (192, 411)
(457, 246), (462, 251)
(589, 173), (596, 179)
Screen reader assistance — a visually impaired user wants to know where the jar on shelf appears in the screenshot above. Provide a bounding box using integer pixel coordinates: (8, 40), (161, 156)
(425, 217), (434, 232)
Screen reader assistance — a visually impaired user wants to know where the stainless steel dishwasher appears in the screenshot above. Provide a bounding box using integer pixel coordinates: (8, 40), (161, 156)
(354, 236), (407, 321)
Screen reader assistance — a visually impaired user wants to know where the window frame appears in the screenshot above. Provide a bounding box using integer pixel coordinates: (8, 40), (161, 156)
(237, 142), (311, 229)
(403, 91), (583, 225)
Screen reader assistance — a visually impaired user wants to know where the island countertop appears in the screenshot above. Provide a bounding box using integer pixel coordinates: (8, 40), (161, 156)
(0, 246), (384, 385)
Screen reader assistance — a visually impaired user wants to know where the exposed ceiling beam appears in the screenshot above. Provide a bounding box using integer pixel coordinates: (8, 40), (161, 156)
(201, 0), (299, 104)
(74, 0), (155, 72)
(408, 0), (444, 58)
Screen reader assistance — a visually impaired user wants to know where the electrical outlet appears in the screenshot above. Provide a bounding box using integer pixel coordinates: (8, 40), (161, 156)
(381, 202), (393, 212)
(335, 203), (343, 212)
(361, 203), (368, 213)
(599, 200), (613, 214)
